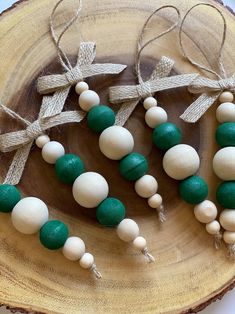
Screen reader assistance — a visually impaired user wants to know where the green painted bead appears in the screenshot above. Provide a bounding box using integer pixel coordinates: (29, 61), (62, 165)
(87, 105), (115, 133)
(119, 153), (148, 181)
(215, 122), (235, 147)
(96, 197), (126, 227)
(40, 220), (69, 250)
(179, 176), (208, 204)
(0, 184), (21, 213)
(216, 181), (235, 208)
(55, 154), (85, 184)
(152, 122), (182, 150)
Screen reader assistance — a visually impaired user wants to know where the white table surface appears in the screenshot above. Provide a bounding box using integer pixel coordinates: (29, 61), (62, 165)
(0, 0), (235, 313)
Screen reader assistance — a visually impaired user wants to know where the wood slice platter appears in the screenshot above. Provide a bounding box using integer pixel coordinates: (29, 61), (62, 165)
(0, 0), (235, 313)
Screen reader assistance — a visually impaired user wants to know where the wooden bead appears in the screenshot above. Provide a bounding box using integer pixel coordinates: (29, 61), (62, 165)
(215, 122), (235, 147)
(75, 81), (89, 95)
(79, 253), (94, 269)
(78, 90), (100, 111)
(42, 141), (65, 164)
(143, 97), (157, 110)
(216, 181), (235, 208)
(35, 135), (50, 148)
(153, 123), (182, 150)
(163, 144), (200, 180)
(96, 197), (125, 227)
(72, 172), (109, 208)
(11, 197), (49, 234)
(223, 231), (235, 244)
(87, 105), (115, 133)
(0, 184), (21, 213)
(119, 153), (148, 181)
(145, 107), (167, 128)
(134, 175), (158, 198)
(219, 91), (234, 103)
(62, 237), (86, 261)
(40, 220), (69, 250)
(216, 102), (235, 123)
(117, 218), (139, 242)
(213, 147), (235, 180)
(194, 200), (217, 224)
(179, 176), (208, 205)
(148, 194), (162, 208)
(99, 126), (134, 160)
(133, 236), (147, 250)
(219, 209), (235, 231)
(206, 221), (221, 235)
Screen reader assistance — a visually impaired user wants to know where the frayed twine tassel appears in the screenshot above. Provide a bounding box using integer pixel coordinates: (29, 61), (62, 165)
(227, 244), (235, 261)
(156, 205), (166, 223)
(90, 264), (102, 279)
(213, 232), (222, 250)
(141, 248), (155, 263)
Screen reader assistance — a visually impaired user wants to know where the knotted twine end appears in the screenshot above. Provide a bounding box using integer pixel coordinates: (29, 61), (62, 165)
(156, 205), (166, 223)
(227, 244), (235, 260)
(90, 264), (102, 279)
(213, 232), (222, 250)
(141, 247), (155, 263)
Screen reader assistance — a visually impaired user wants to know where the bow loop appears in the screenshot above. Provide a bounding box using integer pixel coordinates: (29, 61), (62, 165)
(26, 120), (43, 141)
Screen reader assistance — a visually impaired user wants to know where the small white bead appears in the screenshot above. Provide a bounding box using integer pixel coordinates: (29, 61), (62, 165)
(134, 175), (158, 198)
(79, 253), (94, 269)
(35, 135), (50, 149)
(194, 200), (218, 224)
(213, 147), (235, 181)
(42, 141), (65, 164)
(143, 97), (157, 110)
(79, 90), (100, 111)
(117, 218), (139, 242)
(206, 220), (221, 235)
(216, 102), (235, 123)
(99, 126), (134, 160)
(223, 231), (235, 244)
(163, 144), (200, 180)
(133, 236), (147, 250)
(148, 193), (162, 208)
(72, 172), (109, 208)
(75, 81), (89, 95)
(11, 197), (49, 234)
(219, 91), (234, 103)
(219, 209), (235, 231)
(62, 237), (86, 261)
(145, 106), (168, 128)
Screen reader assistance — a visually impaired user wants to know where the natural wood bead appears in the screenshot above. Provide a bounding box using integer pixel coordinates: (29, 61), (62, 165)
(143, 97), (157, 110)
(11, 197), (49, 234)
(79, 90), (100, 111)
(194, 200), (218, 224)
(145, 106), (168, 128)
(213, 147), (235, 180)
(134, 175), (158, 198)
(42, 141), (65, 164)
(206, 221), (221, 235)
(72, 172), (109, 208)
(163, 144), (200, 180)
(99, 126), (134, 160)
(79, 253), (94, 269)
(75, 81), (89, 95)
(219, 209), (235, 231)
(35, 135), (50, 148)
(148, 194), (162, 208)
(216, 102), (235, 123)
(133, 236), (147, 250)
(62, 237), (86, 261)
(223, 231), (235, 244)
(117, 219), (139, 242)
(219, 91), (234, 103)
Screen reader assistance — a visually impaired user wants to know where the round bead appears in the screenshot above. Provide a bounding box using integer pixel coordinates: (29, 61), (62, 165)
(87, 105), (115, 133)
(215, 122), (235, 147)
(55, 154), (85, 184)
(206, 220), (221, 235)
(134, 175), (158, 198)
(96, 197), (125, 227)
(145, 107), (168, 128)
(99, 126), (134, 160)
(219, 209), (235, 231)
(148, 193), (162, 208)
(219, 91), (234, 103)
(133, 236), (147, 250)
(152, 122), (182, 150)
(216, 102), (235, 123)
(35, 135), (50, 148)
(194, 200), (218, 224)
(42, 141), (65, 164)
(143, 97), (157, 110)
(163, 144), (200, 180)
(79, 253), (94, 269)
(62, 236), (86, 261)
(213, 147), (235, 180)
(217, 181), (235, 208)
(223, 231), (235, 244)
(117, 218), (139, 242)
(40, 220), (69, 250)
(72, 172), (109, 208)
(179, 176), (208, 204)
(75, 81), (89, 95)
(79, 90), (100, 111)
(119, 152), (148, 181)
(0, 184), (21, 213)
(11, 197), (49, 234)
